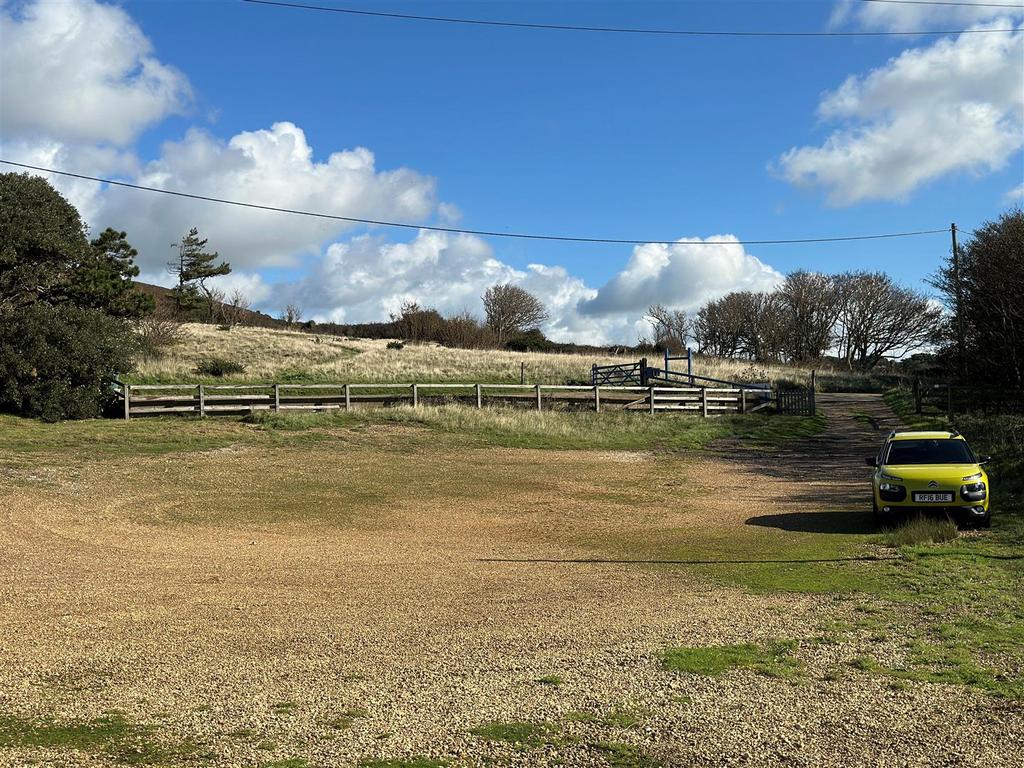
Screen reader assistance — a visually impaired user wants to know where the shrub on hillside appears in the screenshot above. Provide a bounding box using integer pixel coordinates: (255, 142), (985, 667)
(0, 303), (136, 421)
(194, 357), (246, 377)
(386, 340), (404, 350)
(133, 307), (186, 360)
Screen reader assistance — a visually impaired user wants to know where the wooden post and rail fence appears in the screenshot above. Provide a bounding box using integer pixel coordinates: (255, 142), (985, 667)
(115, 380), (782, 420)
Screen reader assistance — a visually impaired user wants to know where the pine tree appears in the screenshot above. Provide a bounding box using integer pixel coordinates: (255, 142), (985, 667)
(169, 227), (231, 320)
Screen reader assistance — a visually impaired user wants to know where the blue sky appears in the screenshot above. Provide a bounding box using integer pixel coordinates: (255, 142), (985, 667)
(2, 0), (1022, 342)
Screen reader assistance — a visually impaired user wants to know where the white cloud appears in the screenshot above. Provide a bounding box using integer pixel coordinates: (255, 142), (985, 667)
(829, 0), (1018, 32)
(94, 122), (438, 273)
(579, 237), (784, 316)
(0, 136), (138, 223)
(1005, 183), (1024, 204)
(0, 0), (191, 146)
(277, 230), (782, 345)
(776, 22), (1024, 205)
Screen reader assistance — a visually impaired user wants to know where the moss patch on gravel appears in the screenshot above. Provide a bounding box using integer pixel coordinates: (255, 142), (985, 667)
(470, 720), (555, 746)
(0, 711), (212, 765)
(358, 758), (447, 768)
(662, 642), (802, 679)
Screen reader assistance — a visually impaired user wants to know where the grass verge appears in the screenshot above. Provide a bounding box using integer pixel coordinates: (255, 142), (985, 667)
(662, 642), (801, 679)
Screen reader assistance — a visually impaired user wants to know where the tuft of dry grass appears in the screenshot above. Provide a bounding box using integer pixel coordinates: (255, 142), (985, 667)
(131, 324), (819, 387)
(884, 515), (960, 547)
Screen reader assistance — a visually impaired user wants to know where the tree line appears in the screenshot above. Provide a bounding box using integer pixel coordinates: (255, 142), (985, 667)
(644, 270), (940, 371)
(2, 171), (1021, 418)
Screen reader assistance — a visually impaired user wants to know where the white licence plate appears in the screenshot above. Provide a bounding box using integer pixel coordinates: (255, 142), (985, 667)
(913, 492), (953, 503)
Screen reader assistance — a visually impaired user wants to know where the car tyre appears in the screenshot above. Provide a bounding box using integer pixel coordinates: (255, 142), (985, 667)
(872, 496), (886, 529)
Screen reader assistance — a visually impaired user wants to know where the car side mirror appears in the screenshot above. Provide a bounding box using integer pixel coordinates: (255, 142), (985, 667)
(978, 455), (992, 465)
(865, 457), (877, 467)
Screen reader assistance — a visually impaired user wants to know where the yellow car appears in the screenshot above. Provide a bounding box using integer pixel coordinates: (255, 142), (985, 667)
(867, 430), (991, 528)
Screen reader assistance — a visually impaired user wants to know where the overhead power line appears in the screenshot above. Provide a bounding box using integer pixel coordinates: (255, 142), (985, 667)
(857, 1), (1023, 8)
(240, 0), (1017, 36)
(1, 159), (950, 248)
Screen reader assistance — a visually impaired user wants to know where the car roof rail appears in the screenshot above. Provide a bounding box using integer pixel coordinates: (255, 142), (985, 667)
(949, 428), (960, 437)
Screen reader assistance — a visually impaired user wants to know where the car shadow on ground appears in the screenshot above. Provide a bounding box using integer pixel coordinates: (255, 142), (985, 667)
(745, 509), (876, 535)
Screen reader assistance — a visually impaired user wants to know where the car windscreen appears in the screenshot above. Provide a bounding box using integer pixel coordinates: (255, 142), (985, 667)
(885, 439), (975, 465)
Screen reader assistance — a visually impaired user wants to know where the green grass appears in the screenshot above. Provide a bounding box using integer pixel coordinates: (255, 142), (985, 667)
(535, 674), (562, 687)
(591, 741), (663, 768)
(259, 760), (308, 768)
(469, 721), (553, 746)
(322, 708), (367, 731)
(883, 515), (959, 547)
(0, 712), (210, 765)
(662, 642), (802, 679)
(247, 404), (825, 453)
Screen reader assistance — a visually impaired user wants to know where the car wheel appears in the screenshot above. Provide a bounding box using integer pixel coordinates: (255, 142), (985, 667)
(872, 496), (886, 528)
(980, 514), (992, 529)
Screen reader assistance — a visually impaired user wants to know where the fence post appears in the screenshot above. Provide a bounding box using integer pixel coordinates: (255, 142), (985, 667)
(536, 384), (542, 411)
(664, 348), (669, 376)
(274, 384), (280, 413)
(411, 383), (418, 408)
(521, 361), (526, 385)
(344, 384), (351, 411)
(640, 357), (648, 387)
(740, 386), (746, 414)
(123, 383), (130, 421)
(476, 383), (482, 409)
(649, 386), (655, 415)
(591, 363), (597, 386)
(198, 384), (206, 418)
(594, 385), (601, 413)
(701, 387), (708, 418)
(687, 347), (693, 385)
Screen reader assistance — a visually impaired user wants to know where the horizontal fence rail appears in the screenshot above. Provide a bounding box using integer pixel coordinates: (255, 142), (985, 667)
(115, 380), (777, 420)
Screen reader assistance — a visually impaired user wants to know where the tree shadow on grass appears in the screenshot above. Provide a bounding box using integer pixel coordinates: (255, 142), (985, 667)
(745, 509), (875, 535)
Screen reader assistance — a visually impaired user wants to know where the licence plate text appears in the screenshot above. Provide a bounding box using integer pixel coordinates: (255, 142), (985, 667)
(913, 492), (953, 503)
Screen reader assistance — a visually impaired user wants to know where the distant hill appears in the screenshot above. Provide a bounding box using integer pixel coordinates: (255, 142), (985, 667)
(134, 282), (287, 329)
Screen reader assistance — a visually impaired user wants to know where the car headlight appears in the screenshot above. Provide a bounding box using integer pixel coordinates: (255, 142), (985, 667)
(879, 482), (904, 492)
(880, 472), (903, 482)
(962, 472), (983, 482)
(961, 482), (986, 493)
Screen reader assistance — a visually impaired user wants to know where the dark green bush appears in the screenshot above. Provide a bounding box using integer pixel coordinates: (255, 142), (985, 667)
(386, 340), (404, 350)
(0, 303), (135, 421)
(194, 357), (246, 377)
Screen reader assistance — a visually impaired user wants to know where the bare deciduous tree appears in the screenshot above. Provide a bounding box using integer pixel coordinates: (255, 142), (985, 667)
(282, 302), (302, 328)
(218, 289), (251, 329)
(834, 272), (940, 371)
(482, 283), (549, 344)
(778, 271), (842, 363)
(645, 304), (689, 353)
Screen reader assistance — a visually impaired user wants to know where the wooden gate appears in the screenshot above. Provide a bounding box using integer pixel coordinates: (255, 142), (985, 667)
(776, 388), (816, 416)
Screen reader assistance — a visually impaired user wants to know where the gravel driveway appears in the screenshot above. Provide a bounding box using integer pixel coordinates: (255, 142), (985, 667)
(0, 394), (1021, 767)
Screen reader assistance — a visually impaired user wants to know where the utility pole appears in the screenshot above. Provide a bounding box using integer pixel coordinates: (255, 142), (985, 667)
(951, 223), (965, 379)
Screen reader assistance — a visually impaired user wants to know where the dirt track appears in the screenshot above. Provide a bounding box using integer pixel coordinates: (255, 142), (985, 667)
(1, 394), (1021, 766)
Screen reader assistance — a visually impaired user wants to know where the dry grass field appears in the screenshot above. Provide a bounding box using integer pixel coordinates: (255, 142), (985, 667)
(133, 324), (817, 387)
(2, 389), (1023, 767)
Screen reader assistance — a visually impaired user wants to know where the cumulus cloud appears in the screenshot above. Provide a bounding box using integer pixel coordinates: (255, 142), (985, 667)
(0, 0), (191, 146)
(579, 237), (784, 316)
(94, 122), (438, 273)
(829, 0), (1017, 32)
(277, 230), (780, 345)
(776, 22), (1024, 205)
(1005, 183), (1024, 204)
(0, 136), (138, 223)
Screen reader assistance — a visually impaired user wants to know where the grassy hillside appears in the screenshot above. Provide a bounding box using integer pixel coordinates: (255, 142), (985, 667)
(133, 323), (836, 387)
